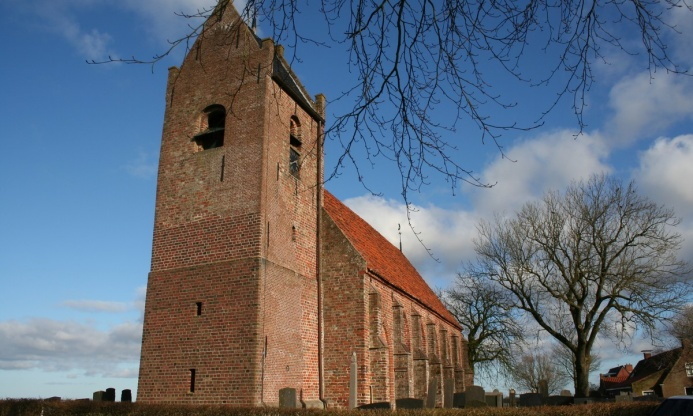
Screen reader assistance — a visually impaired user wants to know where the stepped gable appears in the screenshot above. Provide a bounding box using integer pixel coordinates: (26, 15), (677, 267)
(323, 190), (460, 329)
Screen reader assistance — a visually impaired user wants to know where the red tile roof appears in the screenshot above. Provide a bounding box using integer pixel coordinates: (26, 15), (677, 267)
(323, 190), (461, 329)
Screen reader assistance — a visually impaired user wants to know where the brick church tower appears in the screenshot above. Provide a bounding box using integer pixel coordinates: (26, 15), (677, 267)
(137, 3), (326, 406)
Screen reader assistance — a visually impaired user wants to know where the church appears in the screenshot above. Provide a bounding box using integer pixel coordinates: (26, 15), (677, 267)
(136, 2), (473, 408)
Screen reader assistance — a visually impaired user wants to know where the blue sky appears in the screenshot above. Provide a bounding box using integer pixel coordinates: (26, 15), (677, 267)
(1, 0), (693, 400)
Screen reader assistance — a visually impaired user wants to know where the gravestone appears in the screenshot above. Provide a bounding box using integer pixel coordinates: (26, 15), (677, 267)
(466, 385), (486, 407)
(104, 388), (116, 402)
(443, 378), (454, 408)
(121, 389), (132, 403)
(452, 392), (466, 408)
(396, 398), (424, 409)
(519, 392), (543, 407)
(573, 397), (593, 405)
(538, 379), (549, 398)
(349, 352), (358, 409)
(425, 378), (438, 408)
(93, 391), (105, 402)
(546, 395), (572, 406)
(301, 399), (325, 409)
(485, 390), (503, 407)
(357, 402), (390, 409)
(279, 387), (298, 408)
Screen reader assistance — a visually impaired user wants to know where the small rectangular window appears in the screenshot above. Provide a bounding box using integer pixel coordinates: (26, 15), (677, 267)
(189, 369), (196, 393)
(196, 302), (202, 316)
(686, 362), (693, 377)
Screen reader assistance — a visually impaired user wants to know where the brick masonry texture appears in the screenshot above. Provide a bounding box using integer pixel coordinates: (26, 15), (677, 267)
(138, 3), (472, 408)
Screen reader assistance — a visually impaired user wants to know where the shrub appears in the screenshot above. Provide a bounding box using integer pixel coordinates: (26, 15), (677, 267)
(0, 400), (658, 416)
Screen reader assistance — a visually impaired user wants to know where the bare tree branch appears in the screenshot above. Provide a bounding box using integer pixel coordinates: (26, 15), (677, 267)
(91, 0), (692, 210)
(442, 271), (525, 382)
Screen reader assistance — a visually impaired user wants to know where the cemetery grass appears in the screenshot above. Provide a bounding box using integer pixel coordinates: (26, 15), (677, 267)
(0, 400), (658, 416)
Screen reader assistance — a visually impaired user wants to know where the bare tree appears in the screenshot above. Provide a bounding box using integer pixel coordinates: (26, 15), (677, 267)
(442, 271), (525, 380)
(551, 342), (601, 390)
(96, 0), (692, 206)
(509, 350), (572, 395)
(472, 174), (690, 397)
(668, 304), (693, 344)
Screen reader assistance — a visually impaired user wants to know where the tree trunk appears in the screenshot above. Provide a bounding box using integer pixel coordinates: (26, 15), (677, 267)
(574, 353), (590, 398)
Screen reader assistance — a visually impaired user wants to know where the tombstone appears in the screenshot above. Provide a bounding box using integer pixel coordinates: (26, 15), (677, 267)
(519, 392), (543, 407)
(465, 385), (486, 407)
(485, 390), (503, 407)
(508, 389), (516, 407)
(396, 398), (424, 409)
(425, 378), (438, 408)
(357, 402), (390, 410)
(92, 391), (105, 402)
(121, 389), (132, 403)
(349, 352), (358, 409)
(443, 378), (454, 408)
(104, 388), (116, 402)
(452, 392), (466, 408)
(538, 379), (549, 398)
(279, 387), (298, 408)
(546, 395), (572, 406)
(560, 389), (572, 397)
(301, 399), (324, 409)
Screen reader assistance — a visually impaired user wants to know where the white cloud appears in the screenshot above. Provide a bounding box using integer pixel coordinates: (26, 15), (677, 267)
(635, 134), (693, 262)
(344, 195), (478, 287)
(467, 130), (611, 216)
(0, 318), (141, 377)
(637, 135), (693, 215)
(666, 4), (693, 67)
(28, 0), (117, 61)
(342, 128), (616, 288)
(607, 72), (693, 145)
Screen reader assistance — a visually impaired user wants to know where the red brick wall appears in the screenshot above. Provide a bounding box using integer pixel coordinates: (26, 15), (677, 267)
(320, 212), (472, 408)
(138, 259), (263, 405)
(138, 6), (321, 405)
(320, 212), (369, 408)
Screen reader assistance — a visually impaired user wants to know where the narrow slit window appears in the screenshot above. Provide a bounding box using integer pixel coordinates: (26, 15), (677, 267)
(194, 105), (226, 150)
(289, 117), (301, 177)
(189, 369), (196, 393)
(196, 302), (202, 316)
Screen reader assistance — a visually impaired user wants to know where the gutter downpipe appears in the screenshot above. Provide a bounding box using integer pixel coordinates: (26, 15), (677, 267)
(316, 94), (327, 408)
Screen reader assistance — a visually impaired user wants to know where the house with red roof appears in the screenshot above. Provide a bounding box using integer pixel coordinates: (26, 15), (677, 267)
(137, 2), (472, 408)
(599, 364), (633, 396)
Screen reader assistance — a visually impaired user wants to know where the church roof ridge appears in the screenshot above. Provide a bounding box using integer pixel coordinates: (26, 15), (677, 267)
(323, 190), (461, 329)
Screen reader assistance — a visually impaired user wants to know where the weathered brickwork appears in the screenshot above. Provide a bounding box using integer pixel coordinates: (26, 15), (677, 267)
(138, 4), (322, 406)
(138, 3), (472, 409)
(320, 208), (473, 408)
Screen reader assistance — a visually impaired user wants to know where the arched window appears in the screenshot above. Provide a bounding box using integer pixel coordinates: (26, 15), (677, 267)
(289, 116), (302, 177)
(194, 105), (226, 150)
